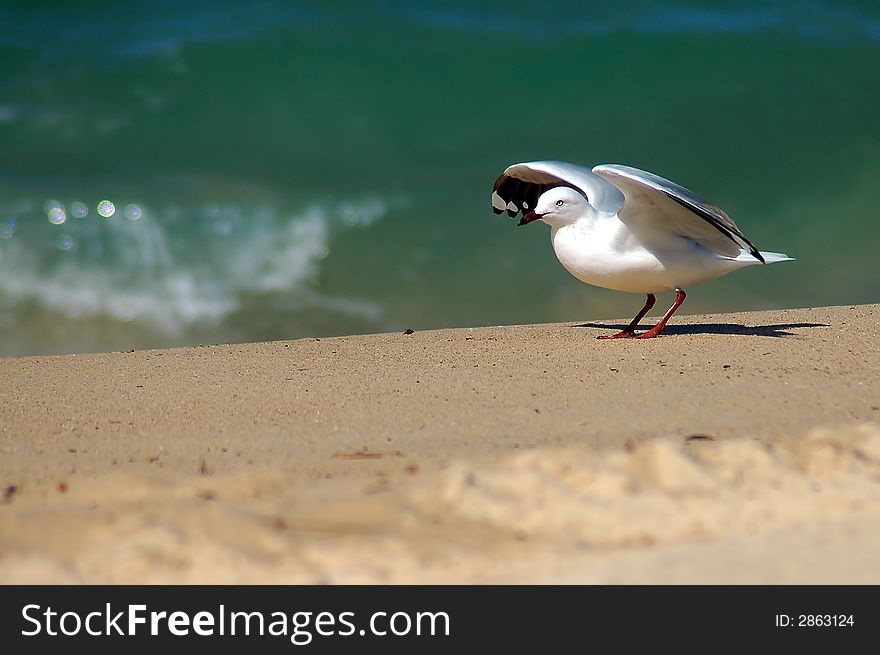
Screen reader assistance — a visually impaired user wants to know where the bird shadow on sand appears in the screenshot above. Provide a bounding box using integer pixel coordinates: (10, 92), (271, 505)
(573, 321), (829, 338)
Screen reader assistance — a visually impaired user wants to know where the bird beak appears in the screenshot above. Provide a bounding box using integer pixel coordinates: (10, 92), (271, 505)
(518, 211), (543, 226)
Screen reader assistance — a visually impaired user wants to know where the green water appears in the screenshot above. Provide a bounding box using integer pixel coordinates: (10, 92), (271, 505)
(1, 1), (879, 355)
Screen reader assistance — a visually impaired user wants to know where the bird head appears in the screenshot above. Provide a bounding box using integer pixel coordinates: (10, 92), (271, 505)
(518, 186), (589, 227)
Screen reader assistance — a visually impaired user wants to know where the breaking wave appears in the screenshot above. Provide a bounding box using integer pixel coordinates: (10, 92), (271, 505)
(0, 196), (392, 344)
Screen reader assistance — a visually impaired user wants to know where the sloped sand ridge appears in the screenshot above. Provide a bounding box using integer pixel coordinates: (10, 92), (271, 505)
(2, 424), (879, 584)
(410, 424), (880, 547)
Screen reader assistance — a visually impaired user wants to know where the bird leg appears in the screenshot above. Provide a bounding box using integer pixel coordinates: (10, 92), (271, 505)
(597, 294), (656, 339)
(636, 288), (686, 339)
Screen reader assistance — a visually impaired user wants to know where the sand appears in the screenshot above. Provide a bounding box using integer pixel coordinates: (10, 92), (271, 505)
(1, 303), (879, 583)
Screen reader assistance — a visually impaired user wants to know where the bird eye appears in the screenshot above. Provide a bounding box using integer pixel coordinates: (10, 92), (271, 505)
(555, 200), (564, 207)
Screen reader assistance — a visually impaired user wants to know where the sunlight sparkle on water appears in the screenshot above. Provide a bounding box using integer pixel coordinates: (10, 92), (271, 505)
(124, 203), (143, 221)
(45, 200), (66, 225)
(97, 200), (116, 218)
(55, 234), (77, 251)
(70, 201), (89, 218)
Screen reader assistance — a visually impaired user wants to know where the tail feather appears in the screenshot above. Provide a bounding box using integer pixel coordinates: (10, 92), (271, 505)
(759, 251), (794, 264)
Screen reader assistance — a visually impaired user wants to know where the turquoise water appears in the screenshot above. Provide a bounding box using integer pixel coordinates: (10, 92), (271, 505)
(1, 1), (879, 355)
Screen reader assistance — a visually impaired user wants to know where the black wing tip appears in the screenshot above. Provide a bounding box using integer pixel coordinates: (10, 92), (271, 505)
(492, 206), (503, 215)
(664, 191), (765, 261)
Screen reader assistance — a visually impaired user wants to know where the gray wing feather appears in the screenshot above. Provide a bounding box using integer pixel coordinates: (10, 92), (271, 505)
(592, 164), (763, 262)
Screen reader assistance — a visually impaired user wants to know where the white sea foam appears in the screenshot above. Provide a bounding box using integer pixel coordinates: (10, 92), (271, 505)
(0, 197), (394, 336)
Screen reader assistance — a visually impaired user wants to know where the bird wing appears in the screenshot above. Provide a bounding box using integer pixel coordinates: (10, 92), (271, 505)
(491, 161), (625, 219)
(592, 164), (763, 261)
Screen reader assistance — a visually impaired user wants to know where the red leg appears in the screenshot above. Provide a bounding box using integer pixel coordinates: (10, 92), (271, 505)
(598, 294), (656, 339)
(636, 288), (686, 339)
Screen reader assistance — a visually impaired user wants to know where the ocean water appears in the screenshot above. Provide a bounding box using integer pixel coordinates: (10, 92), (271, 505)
(1, 1), (879, 356)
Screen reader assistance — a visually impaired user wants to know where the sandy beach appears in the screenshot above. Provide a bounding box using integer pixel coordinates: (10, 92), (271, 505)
(1, 303), (879, 583)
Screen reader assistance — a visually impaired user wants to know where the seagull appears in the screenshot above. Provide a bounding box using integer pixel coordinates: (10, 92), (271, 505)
(492, 161), (793, 339)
